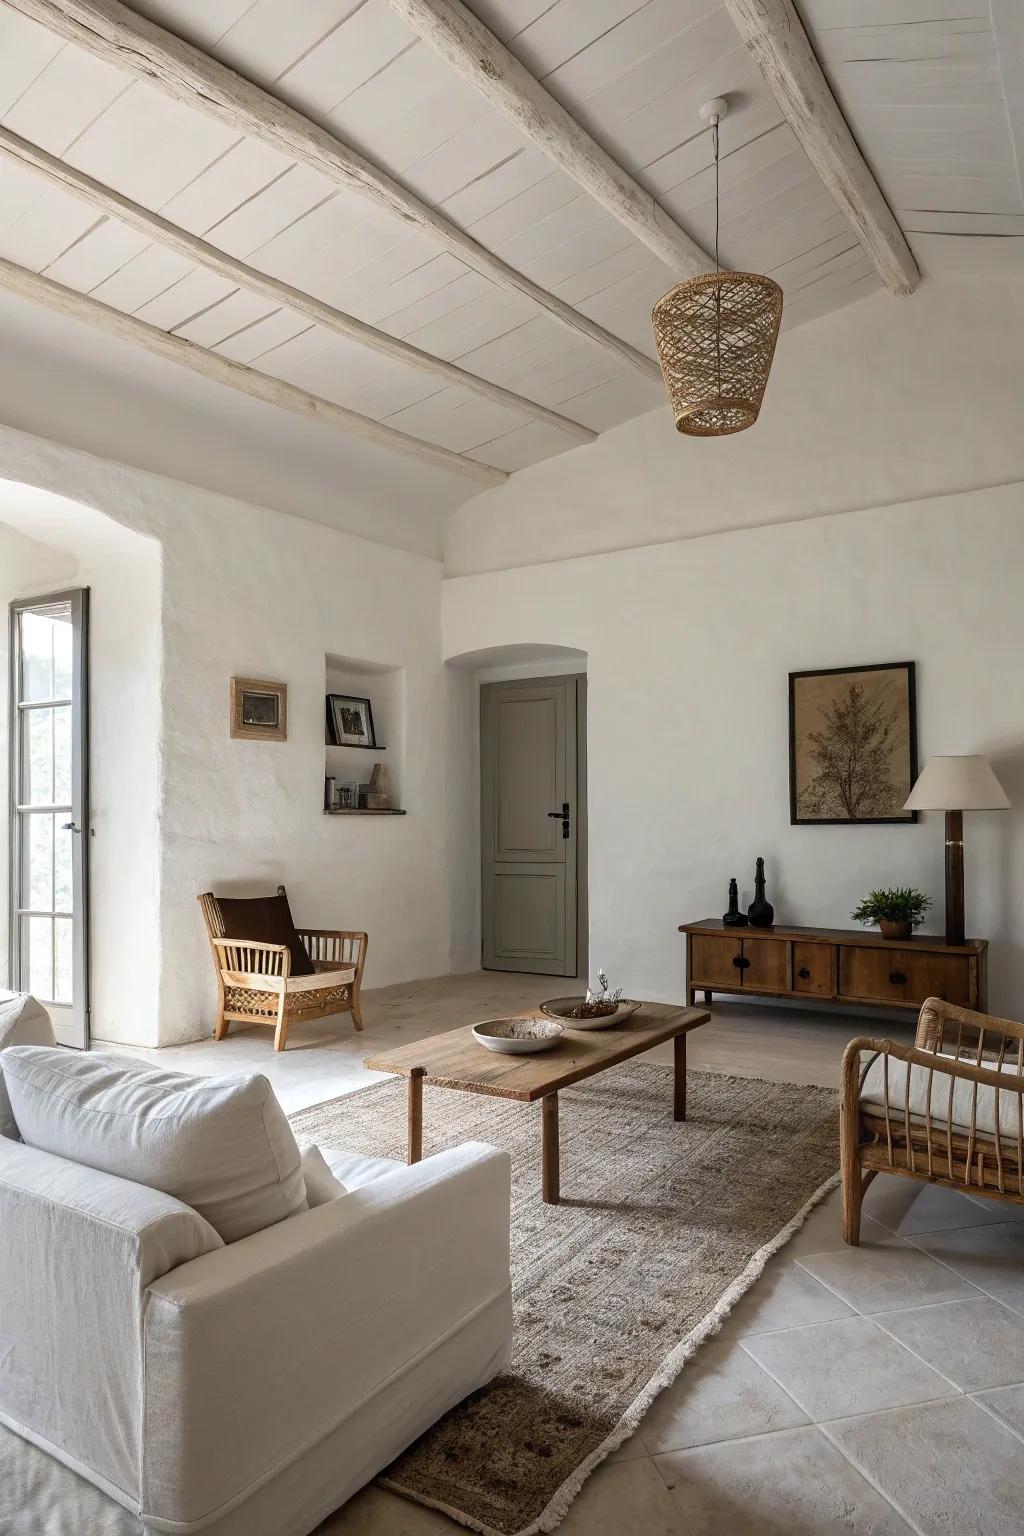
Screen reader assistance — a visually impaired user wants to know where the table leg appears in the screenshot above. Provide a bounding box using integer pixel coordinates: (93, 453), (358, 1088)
(674, 1033), (687, 1122)
(542, 1092), (559, 1205)
(407, 1068), (425, 1163)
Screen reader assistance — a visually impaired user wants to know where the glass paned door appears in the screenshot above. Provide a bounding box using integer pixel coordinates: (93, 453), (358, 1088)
(10, 591), (89, 1048)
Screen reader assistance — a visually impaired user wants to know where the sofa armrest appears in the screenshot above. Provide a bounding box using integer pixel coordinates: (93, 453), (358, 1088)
(141, 1142), (511, 1529)
(0, 1139), (222, 1510)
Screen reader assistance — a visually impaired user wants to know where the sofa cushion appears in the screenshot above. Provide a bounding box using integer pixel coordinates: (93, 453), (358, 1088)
(2, 1046), (306, 1242)
(322, 1145), (404, 1190)
(215, 892), (315, 976)
(860, 1049), (1024, 1141)
(0, 992), (55, 1141)
(300, 1144), (348, 1206)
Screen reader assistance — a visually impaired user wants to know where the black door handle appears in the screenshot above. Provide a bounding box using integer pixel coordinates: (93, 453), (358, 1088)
(732, 955), (750, 969)
(798, 967), (811, 979)
(547, 802), (570, 839)
(889, 971), (907, 986)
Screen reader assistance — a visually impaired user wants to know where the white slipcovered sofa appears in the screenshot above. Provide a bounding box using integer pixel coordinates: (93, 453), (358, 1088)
(0, 1042), (512, 1536)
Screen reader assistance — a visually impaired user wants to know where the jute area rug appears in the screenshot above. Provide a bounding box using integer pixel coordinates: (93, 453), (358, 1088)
(291, 1064), (839, 1536)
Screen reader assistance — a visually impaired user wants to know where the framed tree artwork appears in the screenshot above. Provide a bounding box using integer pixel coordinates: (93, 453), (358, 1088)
(789, 662), (918, 825)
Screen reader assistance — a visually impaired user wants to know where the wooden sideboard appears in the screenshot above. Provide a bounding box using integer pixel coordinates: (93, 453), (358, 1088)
(679, 919), (988, 1016)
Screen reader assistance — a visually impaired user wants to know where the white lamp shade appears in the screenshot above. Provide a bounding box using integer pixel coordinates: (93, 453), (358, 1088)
(904, 755), (1010, 812)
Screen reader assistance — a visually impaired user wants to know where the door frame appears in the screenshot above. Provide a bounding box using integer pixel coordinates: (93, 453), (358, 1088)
(479, 671), (587, 979)
(8, 587), (90, 1047)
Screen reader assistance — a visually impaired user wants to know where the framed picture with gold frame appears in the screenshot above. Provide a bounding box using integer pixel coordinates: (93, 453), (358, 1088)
(230, 677), (287, 742)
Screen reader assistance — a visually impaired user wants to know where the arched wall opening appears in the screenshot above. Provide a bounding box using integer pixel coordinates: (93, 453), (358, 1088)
(0, 479), (163, 1044)
(445, 643), (589, 980)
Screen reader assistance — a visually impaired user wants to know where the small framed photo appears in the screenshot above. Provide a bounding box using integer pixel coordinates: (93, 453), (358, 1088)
(327, 693), (375, 748)
(230, 677), (287, 742)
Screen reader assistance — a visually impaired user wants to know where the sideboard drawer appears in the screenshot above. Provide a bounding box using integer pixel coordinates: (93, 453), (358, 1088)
(839, 948), (914, 1004)
(793, 942), (834, 996)
(690, 934), (742, 988)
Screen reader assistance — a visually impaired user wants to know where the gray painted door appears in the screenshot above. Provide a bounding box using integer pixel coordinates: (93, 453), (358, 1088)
(481, 677), (578, 975)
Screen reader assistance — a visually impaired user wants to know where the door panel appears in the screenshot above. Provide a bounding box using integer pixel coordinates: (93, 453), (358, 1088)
(481, 678), (578, 976)
(840, 947), (912, 1005)
(493, 867), (565, 966)
(10, 591), (89, 1048)
(793, 941), (835, 996)
(909, 954), (971, 1008)
(690, 934), (741, 987)
(742, 936), (788, 991)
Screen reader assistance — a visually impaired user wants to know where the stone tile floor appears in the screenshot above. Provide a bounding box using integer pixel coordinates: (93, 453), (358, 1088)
(101, 975), (1024, 1536)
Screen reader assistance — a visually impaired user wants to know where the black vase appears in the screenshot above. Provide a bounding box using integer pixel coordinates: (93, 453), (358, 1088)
(747, 857), (775, 928)
(723, 877), (748, 927)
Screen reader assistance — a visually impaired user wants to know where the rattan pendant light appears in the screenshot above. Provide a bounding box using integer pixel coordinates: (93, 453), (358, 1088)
(652, 100), (783, 436)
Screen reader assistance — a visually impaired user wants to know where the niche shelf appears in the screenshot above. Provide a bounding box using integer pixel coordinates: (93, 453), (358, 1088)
(324, 651), (405, 815)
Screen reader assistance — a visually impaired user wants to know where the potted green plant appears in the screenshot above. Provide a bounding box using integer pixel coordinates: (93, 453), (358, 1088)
(851, 887), (932, 941)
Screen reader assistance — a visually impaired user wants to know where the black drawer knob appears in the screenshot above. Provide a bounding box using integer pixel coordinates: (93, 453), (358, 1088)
(889, 971), (907, 986)
(731, 955), (750, 969)
(798, 967), (811, 979)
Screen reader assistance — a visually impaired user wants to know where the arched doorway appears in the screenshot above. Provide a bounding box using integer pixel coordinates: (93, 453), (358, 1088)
(447, 644), (588, 979)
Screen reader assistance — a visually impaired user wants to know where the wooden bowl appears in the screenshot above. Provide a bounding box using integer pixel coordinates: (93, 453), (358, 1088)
(472, 1017), (565, 1054)
(539, 998), (641, 1031)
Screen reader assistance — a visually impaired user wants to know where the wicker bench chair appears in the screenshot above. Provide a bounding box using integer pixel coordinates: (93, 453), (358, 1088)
(198, 885), (366, 1051)
(841, 996), (1024, 1244)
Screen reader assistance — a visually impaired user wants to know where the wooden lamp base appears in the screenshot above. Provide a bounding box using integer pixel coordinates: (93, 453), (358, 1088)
(945, 808), (965, 947)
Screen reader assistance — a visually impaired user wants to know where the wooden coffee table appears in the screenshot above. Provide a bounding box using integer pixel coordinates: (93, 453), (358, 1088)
(364, 1001), (711, 1204)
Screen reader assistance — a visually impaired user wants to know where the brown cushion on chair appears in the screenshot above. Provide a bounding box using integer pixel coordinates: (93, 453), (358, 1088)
(215, 892), (316, 977)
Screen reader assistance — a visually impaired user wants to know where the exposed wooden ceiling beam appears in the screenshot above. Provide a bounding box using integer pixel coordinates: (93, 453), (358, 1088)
(0, 127), (596, 449)
(384, 0), (714, 281)
(723, 0), (920, 297)
(7, 0), (662, 383)
(0, 257), (507, 487)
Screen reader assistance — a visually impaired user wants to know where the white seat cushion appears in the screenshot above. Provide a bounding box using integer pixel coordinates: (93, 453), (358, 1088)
(299, 1144), (348, 1206)
(221, 967), (354, 994)
(2, 1046), (306, 1242)
(0, 992), (55, 1140)
(860, 1049), (1024, 1141)
(322, 1144), (404, 1190)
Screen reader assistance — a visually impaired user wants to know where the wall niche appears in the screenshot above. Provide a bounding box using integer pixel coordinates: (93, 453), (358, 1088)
(323, 652), (406, 815)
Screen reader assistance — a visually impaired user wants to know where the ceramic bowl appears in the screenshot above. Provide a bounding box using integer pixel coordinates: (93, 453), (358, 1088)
(539, 997), (641, 1031)
(472, 1017), (565, 1054)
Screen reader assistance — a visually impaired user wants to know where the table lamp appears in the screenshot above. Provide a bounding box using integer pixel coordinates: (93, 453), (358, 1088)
(903, 755), (1010, 945)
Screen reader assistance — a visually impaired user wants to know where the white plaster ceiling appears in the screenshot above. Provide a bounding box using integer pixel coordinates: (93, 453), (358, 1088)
(0, 0), (1020, 553)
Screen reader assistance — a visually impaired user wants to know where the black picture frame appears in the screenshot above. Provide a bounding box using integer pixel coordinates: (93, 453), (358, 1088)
(788, 661), (918, 826)
(326, 693), (376, 748)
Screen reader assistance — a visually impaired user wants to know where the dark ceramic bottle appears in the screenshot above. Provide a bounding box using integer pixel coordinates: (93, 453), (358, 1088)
(723, 877), (748, 927)
(747, 857), (775, 928)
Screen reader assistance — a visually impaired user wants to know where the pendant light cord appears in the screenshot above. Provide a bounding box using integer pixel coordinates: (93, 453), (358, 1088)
(712, 114), (722, 404)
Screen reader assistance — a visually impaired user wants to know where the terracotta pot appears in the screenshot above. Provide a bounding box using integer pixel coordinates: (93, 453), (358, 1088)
(879, 918), (912, 942)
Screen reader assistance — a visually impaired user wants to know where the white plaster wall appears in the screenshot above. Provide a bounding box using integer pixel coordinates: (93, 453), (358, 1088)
(0, 423), (470, 1046)
(446, 279), (1024, 575)
(0, 496), (162, 1044)
(443, 487), (1024, 1014)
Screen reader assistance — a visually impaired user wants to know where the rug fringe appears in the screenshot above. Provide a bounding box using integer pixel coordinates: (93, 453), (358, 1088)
(381, 1168), (842, 1536)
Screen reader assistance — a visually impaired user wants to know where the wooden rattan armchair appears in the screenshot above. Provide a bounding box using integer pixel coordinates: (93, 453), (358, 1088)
(198, 886), (367, 1052)
(841, 996), (1024, 1244)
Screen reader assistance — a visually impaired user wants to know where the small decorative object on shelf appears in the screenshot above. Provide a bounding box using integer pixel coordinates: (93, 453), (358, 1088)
(366, 761), (390, 810)
(723, 877), (748, 927)
(324, 775), (336, 812)
(851, 886), (932, 942)
(747, 857), (775, 928)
